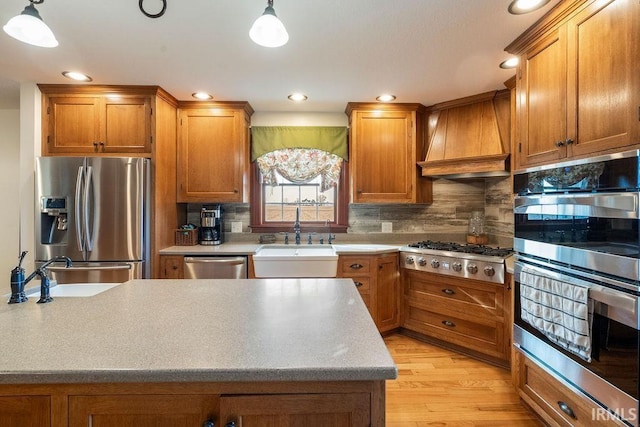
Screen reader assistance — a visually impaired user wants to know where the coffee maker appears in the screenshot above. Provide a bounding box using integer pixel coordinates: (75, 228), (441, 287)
(199, 206), (223, 245)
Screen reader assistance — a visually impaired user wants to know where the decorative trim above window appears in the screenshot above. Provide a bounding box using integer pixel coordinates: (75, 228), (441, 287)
(256, 148), (343, 192)
(251, 126), (348, 161)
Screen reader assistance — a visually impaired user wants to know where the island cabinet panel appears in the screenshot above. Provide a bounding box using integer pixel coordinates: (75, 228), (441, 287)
(402, 269), (508, 364)
(219, 393), (371, 427)
(68, 394), (218, 427)
(513, 350), (626, 427)
(159, 255), (184, 278)
(337, 253), (401, 333)
(177, 102), (253, 203)
(40, 88), (153, 156)
(0, 396), (50, 427)
(345, 103), (431, 204)
(510, 0), (640, 170)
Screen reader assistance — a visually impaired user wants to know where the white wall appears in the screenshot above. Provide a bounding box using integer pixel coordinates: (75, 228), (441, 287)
(251, 112), (347, 127)
(0, 108), (20, 276)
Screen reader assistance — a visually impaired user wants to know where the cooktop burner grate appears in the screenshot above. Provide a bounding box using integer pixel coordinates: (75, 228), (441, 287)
(406, 240), (513, 258)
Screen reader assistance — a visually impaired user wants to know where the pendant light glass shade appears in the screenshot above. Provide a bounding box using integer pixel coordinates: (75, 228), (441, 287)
(249, 1), (288, 48)
(3, 3), (58, 48)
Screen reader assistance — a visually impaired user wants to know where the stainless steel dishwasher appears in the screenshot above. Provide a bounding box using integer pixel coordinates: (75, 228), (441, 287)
(183, 256), (248, 279)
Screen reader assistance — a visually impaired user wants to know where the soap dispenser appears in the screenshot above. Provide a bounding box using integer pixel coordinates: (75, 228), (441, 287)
(9, 251), (28, 304)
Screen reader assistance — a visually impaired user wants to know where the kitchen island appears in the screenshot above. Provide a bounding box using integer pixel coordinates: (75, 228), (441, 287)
(0, 279), (396, 426)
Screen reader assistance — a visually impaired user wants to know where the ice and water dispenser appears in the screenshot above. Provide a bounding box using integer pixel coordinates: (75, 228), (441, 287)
(40, 197), (68, 245)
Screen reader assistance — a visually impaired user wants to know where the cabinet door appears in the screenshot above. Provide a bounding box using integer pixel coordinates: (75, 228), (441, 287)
(178, 109), (247, 202)
(69, 394), (217, 427)
(351, 110), (416, 203)
(159, 255), (184, 279)
(102, 96), (152, 154)
(566, 0), (639, 157)
(46, 96), (101, 154)
(376, 253), (400, 333)
(219, 393), (370, 427)
(0, 396), (50, 427)
(516, 28), (567, 169)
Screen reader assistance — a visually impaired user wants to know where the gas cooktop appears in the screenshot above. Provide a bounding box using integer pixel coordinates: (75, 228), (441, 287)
(405, 240), (514, 258)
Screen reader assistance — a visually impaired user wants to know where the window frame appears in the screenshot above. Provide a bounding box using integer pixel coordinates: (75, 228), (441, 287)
(249, 161), (349, 234)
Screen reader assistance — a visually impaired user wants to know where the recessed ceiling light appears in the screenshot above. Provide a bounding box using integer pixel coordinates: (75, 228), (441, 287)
(62, 71), (92, 82)
(499, 57), (519, 69)
(192, 92), (213, 100)
(376, 94), (396, 102)
(288, 93), (308, 101)
(508, 0), (551, 15)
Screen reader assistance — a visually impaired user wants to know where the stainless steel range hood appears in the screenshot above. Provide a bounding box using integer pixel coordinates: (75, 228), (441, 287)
(418, 88), (512, 178)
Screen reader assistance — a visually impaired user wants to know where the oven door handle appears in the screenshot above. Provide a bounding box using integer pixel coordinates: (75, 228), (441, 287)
(514, 192), (639, 218)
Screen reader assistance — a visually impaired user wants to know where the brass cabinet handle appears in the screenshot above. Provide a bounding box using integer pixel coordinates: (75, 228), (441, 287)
(557, 401), (577, 419)
(442, 288), (455, 295)
(350, 263), (363, 269)
(442, 320), (456, 327)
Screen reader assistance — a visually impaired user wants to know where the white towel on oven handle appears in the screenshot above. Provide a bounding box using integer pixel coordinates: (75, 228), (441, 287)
(520, 266), (594, 362)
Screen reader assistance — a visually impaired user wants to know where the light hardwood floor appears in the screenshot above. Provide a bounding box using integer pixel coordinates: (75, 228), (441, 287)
(384, 334), (543, 426)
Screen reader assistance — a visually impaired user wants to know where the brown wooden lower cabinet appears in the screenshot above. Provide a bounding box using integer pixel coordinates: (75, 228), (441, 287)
(0, 396), (50, 427)
(0, 381), (384, 427)
(402, 269), (509, 365)
(219, 393), (371, 426)
(337, 253), (401, 333)
(513, 349), (627, 427)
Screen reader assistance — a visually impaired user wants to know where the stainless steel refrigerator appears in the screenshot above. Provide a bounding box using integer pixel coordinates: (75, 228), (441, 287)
(35, 157), (150, 284)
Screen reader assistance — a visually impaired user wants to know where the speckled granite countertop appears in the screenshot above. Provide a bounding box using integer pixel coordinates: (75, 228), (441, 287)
(0, 279), (396, 385)
(159, 243), (402, 255)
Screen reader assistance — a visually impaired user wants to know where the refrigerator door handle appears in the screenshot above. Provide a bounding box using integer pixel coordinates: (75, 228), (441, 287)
(75, 165), (85, 252)
(84, 166), (93, 251)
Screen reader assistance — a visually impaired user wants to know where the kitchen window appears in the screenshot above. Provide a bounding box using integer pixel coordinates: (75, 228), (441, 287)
(249, 127), (349, 234)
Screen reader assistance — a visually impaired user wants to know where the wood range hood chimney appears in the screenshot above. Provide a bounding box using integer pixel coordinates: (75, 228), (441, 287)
(418, 88), (511, 179)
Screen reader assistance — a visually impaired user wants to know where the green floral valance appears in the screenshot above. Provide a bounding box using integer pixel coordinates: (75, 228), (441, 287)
(251, 126), (348, 161)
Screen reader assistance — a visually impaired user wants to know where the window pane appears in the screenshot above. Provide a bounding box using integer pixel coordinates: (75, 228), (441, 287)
(263, 172), (336, 223)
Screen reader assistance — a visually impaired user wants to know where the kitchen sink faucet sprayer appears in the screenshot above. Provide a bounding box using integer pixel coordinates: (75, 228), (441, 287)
(294, 207), (301, 245)
(8, 252), (72, 304)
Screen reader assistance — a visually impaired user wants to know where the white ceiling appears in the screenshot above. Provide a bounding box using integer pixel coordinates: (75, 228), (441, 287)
(0, 0), (558, 112)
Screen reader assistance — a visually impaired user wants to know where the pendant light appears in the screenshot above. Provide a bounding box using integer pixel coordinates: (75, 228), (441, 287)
(3, 0), (58, 48)
(249, 0), (288, 48)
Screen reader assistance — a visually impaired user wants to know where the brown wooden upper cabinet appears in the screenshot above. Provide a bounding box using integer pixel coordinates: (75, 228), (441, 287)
(345, 102), (432, 204)
(507, 0), (640, 170)
(177, 102), (253, 203)
(39, 85), (153, 156)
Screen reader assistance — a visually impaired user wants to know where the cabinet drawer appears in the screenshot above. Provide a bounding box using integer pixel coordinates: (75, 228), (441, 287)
(404, 270), (504, 318)
(517, 351), (625, 427)
(358, 292), (371, 310)
(350, 277), (370, 292)
(403, 304), (504, 359)
(338, 257), (372, 275)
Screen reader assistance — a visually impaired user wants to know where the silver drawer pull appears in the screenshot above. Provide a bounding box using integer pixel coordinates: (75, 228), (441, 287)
(354, 281), (364, 287)
(349, 263), (363, 269)
(442, 288), (455, 295)
(442, 320), (456, 327)
(557, 401), (576, 419)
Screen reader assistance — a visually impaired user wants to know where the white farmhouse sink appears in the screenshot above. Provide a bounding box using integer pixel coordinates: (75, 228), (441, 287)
(27, 283), (120, 298)
(253, 245), (338, 278)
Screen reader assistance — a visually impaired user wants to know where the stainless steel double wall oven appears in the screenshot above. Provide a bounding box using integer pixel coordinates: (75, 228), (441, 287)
(513, 150), (640, 426)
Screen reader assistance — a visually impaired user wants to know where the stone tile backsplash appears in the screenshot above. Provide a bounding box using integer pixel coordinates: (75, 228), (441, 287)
(186, 176), (514, 246)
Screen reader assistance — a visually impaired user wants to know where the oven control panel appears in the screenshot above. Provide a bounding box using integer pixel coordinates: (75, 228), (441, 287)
(400, 252), (505, 284)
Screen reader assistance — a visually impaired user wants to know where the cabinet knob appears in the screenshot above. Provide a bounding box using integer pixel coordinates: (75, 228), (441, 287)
(354, 281), (363, 287)
(442, 320), (456, 327)
(442, 288), (455, 295)
(202, 420), (215, 427)
(233, 189), (239, 193)
(565, 138), (574, 145)
(225, 422), (236, 427)
(557, 401), (576, 419)
(356, 189), (363, 194)
(350, 263), (363, 269)
(555, 140), (565, 147)
(172, 264), (178, 270)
